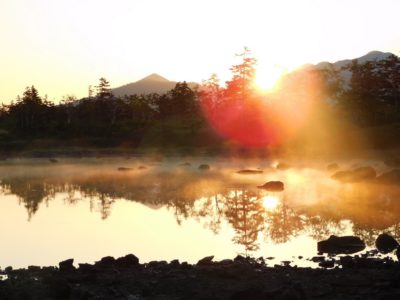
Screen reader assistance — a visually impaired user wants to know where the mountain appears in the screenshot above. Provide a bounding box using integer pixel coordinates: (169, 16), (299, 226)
(313, 50), (397, 90)
(316, 50), (394, 70)
(112, 73), (198, 97)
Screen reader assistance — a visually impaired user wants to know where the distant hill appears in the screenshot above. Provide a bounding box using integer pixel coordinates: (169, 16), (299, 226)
(112, 73), (198, 97)
(295, 51), (398, 91)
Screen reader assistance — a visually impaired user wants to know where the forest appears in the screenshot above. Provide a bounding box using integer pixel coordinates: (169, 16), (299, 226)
(1, 49), (400, 153)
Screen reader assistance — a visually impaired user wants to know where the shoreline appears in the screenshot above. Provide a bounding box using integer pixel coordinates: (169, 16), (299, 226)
(1, 254), (399, 300)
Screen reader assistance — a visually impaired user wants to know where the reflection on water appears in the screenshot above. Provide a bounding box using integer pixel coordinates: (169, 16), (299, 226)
(1, 158), (400, 267)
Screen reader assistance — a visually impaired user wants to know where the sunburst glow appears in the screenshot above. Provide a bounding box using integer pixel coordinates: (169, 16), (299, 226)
(255, 65), (285, 91)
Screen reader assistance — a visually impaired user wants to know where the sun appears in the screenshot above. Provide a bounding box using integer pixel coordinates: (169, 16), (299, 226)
(255, 64), (284, 91)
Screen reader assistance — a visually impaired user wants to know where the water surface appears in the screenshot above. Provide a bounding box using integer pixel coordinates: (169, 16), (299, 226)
(0, 157), (398, 268)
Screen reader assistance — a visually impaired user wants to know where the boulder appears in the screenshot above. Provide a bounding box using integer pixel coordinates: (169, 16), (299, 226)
(276, 163), (290, 170)
(115, 254), (139, 268)
(257, 181), (284, 192)
(95, 256), (115, 268)
(237, 169), (263, 175)
(384, 157), (400, 167)
(331, 167), (376, 183)
(198, 164), (210, 171)
(376, 169), (400, 185)
(197, 255), (214, 266)
(375, 233), (399, 253)
(317, 235), (366, 254)
(118, 167), (133, 171)
(59, 259), (75, 272)
(49, 158), (58, 163)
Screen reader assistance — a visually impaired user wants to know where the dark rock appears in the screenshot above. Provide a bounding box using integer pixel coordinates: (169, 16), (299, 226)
(219, 259), (233, 265)
(234, 255), (247, 263)
(4, 266), (12, 273)
(115, 254), (139, 268)
(319, 260), (335, 268)
(384, 157), (400, 167)
(327, 163), (339, 171)
(59, 259), (75, 272)
(311, 256), (325, 263)
(276, 163), (290, 170)
(197, 255), (214, 266)
(376, 169), (400, 185)
(339, 256), (355, 268)
(375, 233), (399, 254)
(257, 181), (284, 191)
(117, 167), (133, 171)
(49, 158), (58, 163)
(198, 164), (210, 170)
(95, 256), (115, 268)
(78, 263), (94, 272)
(351, 166), (376, 181)
(28, 265), (41, 272)
(237, 169), (263, 175)
(147, 260), (168, 269)
(318, 235), (366, 254)
(169, 259), (180, 266)
(331, 166), (376, 182)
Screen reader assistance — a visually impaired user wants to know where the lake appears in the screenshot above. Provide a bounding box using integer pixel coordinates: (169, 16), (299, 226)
(0, 157), (398, 268)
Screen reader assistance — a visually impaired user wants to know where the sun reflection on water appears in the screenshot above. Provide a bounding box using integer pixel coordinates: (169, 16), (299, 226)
(262, 195), (279, 210)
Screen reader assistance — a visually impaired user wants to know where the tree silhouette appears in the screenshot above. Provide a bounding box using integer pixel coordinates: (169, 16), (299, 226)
(225, 47), (257, 104)
(95, 77), (113, 99)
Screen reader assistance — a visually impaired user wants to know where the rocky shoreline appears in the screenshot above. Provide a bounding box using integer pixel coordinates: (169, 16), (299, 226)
(1, 253), (400, 300)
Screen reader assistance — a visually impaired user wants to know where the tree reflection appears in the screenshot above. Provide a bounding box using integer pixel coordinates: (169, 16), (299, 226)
(224, 188), (264, 254)
(2, 164), (400, 255)
(264, 195), (304, 243)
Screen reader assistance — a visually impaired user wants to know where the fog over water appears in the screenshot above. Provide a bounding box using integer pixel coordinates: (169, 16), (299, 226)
(0, 157), (398, 268)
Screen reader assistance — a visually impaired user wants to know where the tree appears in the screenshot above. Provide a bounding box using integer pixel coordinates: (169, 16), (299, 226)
(225, 47), (257, 103)
(95, 77), (113, 99)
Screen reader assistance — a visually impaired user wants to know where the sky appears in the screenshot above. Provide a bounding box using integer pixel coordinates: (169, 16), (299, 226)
(1, 0), (400, 103)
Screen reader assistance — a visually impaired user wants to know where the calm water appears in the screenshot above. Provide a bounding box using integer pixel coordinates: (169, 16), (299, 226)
(0, 157), (398, 268)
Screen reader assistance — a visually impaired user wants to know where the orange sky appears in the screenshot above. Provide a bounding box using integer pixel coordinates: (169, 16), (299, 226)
(1, 0), (399, 102)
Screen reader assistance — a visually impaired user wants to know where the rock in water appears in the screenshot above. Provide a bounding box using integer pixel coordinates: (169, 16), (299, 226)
(376, 169), (400, 185)
(237, 169), (263, 174)
(276, 163), (290, 170)
(318, 235), (365, 254)
(118, 167), (133, 171)
(198, 164), (210, 171)
(375, 233), (399, 253)
(257, 181), (284, 192)
(331, 167), (376, 183)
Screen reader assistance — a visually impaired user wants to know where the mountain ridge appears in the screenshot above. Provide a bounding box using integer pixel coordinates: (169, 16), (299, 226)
(112, 73), (198, 97)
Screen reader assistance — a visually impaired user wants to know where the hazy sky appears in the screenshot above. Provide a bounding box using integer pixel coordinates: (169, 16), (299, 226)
(1, 0), (399, 102)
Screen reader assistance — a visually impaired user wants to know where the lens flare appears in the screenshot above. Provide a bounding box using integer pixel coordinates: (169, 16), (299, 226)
(200, 94), (311, 148)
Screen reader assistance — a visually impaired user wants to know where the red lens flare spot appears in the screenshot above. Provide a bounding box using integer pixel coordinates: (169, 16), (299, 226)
(201, 96), (309, 148)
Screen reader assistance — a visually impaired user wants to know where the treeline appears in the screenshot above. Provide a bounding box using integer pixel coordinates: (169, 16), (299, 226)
(0, 78), (203, 147)
(1, 49), (400, 151)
